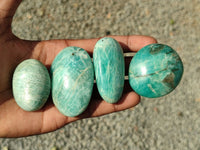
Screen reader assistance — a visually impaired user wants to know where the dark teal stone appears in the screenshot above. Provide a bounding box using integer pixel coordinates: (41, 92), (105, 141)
(129, 44), (183, 98)
(93, 37), (125, 103)
(12, 59), (51, 111)
(51, 47), (94, 117)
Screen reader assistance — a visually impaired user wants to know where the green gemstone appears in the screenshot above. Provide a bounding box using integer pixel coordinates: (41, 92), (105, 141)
(51, 47), (94, 117)
(93, 37), (125, 103)
(12, 59), (51, 111)
(129, 44), (183, 98)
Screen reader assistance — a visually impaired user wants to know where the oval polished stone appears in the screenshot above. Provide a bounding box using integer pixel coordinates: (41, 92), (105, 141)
(12, 59), (51, 111)
(129, 44), (183, 98)
(93, 37), (125, 103)
(51, 47), (94, 117)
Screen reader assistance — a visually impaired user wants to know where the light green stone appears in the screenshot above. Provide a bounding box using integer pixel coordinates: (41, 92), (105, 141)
(51, 47), (94, 117)
(93, 37), (125, 103)
(12, 59), (51, 111)
(129, 44), (183, 98)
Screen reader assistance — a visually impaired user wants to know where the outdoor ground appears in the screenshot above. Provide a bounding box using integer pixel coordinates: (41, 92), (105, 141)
(1, 0), (200, 149)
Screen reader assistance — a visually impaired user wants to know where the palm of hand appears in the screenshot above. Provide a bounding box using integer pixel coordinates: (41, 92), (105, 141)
(0, 29), (73, 137)
(0, 0), (156, 138)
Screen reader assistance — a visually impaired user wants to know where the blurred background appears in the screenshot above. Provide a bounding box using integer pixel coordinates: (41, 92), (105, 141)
(1, 0), (200, 149)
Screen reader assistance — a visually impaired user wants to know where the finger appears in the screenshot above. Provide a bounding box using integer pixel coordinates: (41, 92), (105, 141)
(31, 35), (157, 66)
(0, 0), (22, 18)
(92, 92), (140, 117)
(65, 35), (157, 53)
(41, 91), (140, 126)
(75, 92), (140, 120)
(0, 0), (22, 35)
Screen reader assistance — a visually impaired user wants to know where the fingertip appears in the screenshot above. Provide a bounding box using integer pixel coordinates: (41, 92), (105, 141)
(130, 35), (158, 51)
(117, 92), (140, 109)
(143, 35), (158, 45)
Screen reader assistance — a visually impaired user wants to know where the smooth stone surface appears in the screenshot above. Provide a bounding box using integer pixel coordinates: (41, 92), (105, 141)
(12, 59), (51, 111)
(51, 46), (94, 117)
(129, 44), (183, 98)
(93, 37), (125, 103)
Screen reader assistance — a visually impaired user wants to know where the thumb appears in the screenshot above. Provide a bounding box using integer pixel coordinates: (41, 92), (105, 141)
(0, 0), (22, 34)
(0, 0), (22, 17)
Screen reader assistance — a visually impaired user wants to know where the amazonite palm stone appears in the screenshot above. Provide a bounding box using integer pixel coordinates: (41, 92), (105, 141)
(129, 44), (183, 98)
(12, 59), (51, 111)
(93, 37), (125, 103)
(51, 47), (94, 117)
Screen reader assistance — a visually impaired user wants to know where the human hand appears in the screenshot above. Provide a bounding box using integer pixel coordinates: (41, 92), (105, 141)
(0, 0), (157, 138)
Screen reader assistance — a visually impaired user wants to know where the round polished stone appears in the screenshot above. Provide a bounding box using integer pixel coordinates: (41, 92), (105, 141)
(129, 44), (183, 98)
(12, 59), (51, 111)
(93, 37), (125, 103)
(51, 46), (94, 117)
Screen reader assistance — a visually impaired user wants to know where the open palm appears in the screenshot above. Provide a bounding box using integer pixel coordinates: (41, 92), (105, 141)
(0, 0), (157, 138)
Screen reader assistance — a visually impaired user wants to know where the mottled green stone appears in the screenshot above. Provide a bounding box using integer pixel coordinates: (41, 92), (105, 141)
(51, 47), (94, 117)
(12, 59), (51, 111)
(93, 37), (125, 103)
(129, 44), (183, 98)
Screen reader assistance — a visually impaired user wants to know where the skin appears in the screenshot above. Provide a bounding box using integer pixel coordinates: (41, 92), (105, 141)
(0, 0), (157, 138)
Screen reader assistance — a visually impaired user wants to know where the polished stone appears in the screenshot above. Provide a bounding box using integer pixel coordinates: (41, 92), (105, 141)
(51, 46), (94, 117)
(12, 59), (51, 111)
(93, 37), (125, 103)
(129, 44), (183, 98)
